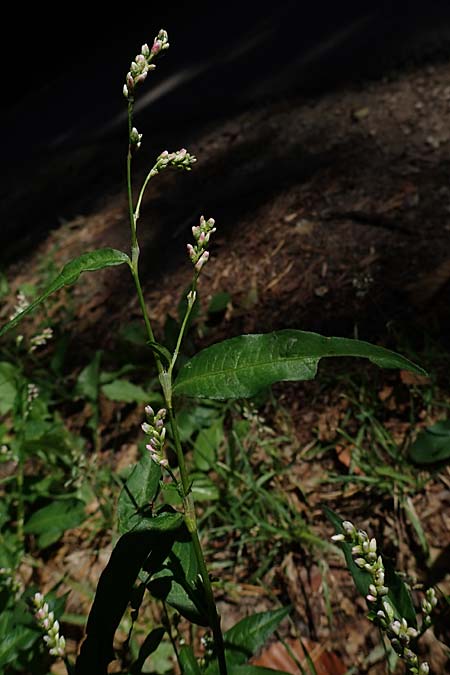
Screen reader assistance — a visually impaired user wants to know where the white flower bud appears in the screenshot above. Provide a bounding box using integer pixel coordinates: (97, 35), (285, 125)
(331, 533), (345, 542)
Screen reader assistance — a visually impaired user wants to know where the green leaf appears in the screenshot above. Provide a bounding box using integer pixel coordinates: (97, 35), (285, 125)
(409, 419), (450, 464)
(0, 361), (19, 414)
(147, 530), (209, 626)
(130, 626), (166, 674)
(76, 351), (102, 402)
(148, 341), (172, 367)
(191, 473), (220, 502)
(0, 248), (131, 338)
(228, 667), (292, 675)
(208, 292), (231, 314)
(76, 528), (178, 675)
(101, 379), (150, 403)
(174, 330), (426, 400)
(223, 607), (291, 667)
(24, 499), (87, 548)
(193, 418), (224, 470)
(179, 645), (202, 675)
(383, 559), (417, 628)
(118, 453), (162, 534)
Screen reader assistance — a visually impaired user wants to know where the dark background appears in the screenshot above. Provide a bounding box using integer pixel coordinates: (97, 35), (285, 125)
(2, 1), (450, 260)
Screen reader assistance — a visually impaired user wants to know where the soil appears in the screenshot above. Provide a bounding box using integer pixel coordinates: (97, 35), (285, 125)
(2, 37), (450, 675)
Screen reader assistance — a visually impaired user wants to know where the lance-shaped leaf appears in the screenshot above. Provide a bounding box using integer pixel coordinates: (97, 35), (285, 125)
(0, 248), (131, 338)
(173, 330), (426, 400)
(75, 513), (182, 675)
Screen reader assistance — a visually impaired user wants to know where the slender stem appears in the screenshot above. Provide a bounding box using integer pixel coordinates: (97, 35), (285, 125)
(162, 601), (182, 668)
(190, 529), (228, 675)
(126, 96), (227, 675)
(131, 266), (158, 354)
(16, 440), (25, 543)
(127, 100), (136, 250)
(135, 165), (158, 224)
(168, 280), (197, 378)
(168, 405), (228, 675)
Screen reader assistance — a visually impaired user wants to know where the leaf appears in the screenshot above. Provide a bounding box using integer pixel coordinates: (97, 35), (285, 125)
(76, 526), (179, 675)
(222, 607), (291, 667)
(229, 666), (292, 675)
(179, 645), (203, 675)
(118, 453), (162, 534)
(383, 559), (417, 628)
(208, 292), (231, 314)
(101, 379), (150, 403)
(191, 473), (220, 502)
(76, 351), (102, 401)
(0, 248), (131, 338)
(147, 530), (209, 626)
(130, 626), (166, 674)
(174, 330), (426, 400)
(24, 499), (87, 548)
(148, 341), (172, 367)
(193, 418), (224, 470)
(409, 419), (450, 464)
(0, 361), (19, 414)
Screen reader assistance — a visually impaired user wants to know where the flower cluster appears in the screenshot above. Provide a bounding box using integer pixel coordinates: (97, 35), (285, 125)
(187, 215), (217, 273)
(32, 592), (66, 658)
(142, 405), (168, 467)
(9, 291), (29, 321)
(0, 566), (22, 596)
(422, 588), (438, 628)
(130, 126), (143, 150)
(123, 29), (169, 98)
(30, 326), (53, 352)
(150, 148), (197, 177)
(332, 521), (430, 675)
(27, 382), (39, 404)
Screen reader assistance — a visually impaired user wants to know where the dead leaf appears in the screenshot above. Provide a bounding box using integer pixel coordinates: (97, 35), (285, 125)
(253, 636), (347, 675)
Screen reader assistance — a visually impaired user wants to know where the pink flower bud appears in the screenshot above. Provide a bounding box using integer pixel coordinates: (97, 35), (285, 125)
(195, 251), (209, 272)
(145, 405), (154, 417)
(126, 72), (134, 89)
(141, 43), (150, 57)
(151, 39), (162, 54)
(187, 243), (195, 260)
(135, 54), (146, 65)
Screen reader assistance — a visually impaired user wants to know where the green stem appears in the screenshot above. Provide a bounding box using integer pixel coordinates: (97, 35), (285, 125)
(168, 405), (227, 675)
(131, 265), (158, 351)
(127, 100), (136, 250)
(16, 441), (24, 543)
(135, 164), (158, 224)
(162, 601), (181, 667)
(126, 97), (227, 675)
(168, 279), (197, 378)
